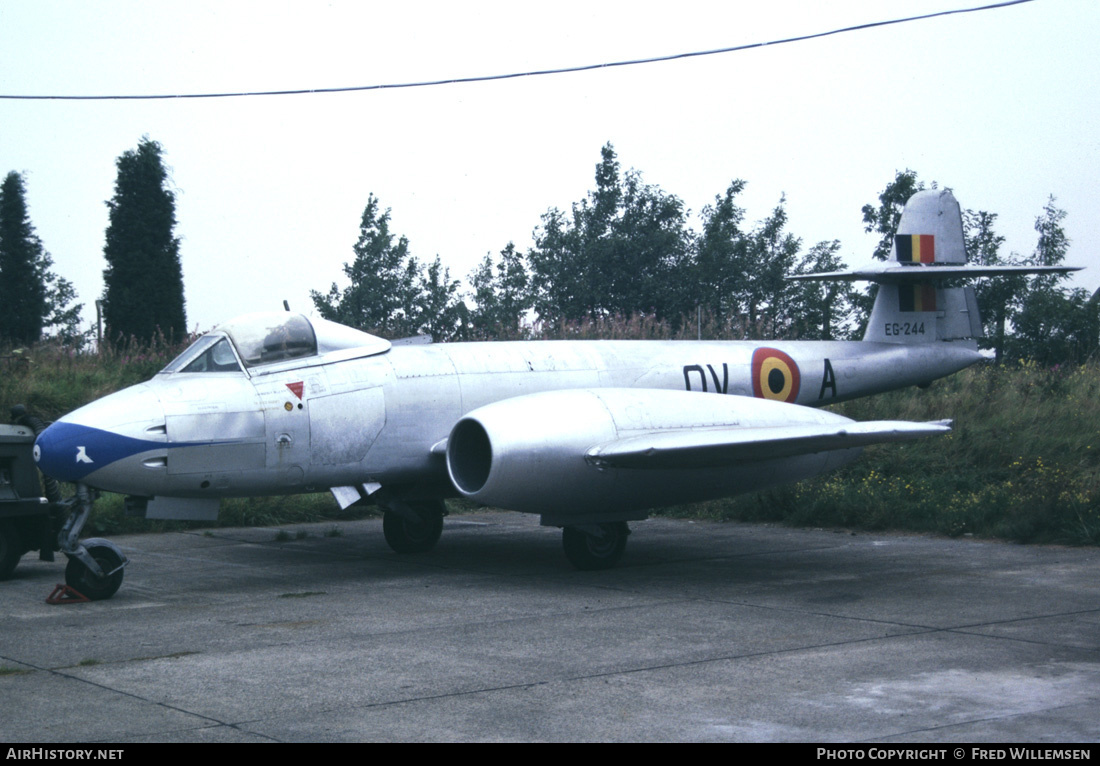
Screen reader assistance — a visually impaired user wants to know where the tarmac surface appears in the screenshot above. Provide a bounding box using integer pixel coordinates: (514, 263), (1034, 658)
(0, 511), (1098, 743)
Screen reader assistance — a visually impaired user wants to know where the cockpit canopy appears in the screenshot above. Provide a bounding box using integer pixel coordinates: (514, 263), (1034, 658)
(161, 312), (391, 374)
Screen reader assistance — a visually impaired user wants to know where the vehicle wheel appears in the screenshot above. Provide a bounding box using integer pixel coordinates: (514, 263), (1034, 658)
(64, 543), (124, 600)
(562, 522), (629, 571)
(382, 500), (444, 554)
(0, 520), (22, 581)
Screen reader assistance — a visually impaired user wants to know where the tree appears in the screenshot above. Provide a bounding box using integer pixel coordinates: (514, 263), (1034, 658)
(963, 209), (1020, 363)
(1032, 196), (1071, 270)
(1007, 197), (1097, 363)
(527, 206), (585, 324)
(1008, 286), (1097, 366)
(0, 171), (82, 346)
(417, 255), (467, 342)
(527, 143), (693, 325)
(695, 180), (749, 326)
(101, 138), (186, 344)
(468, 243), (531, 338)
(312, 194), (421, 337)
(41, 265), (83, 345)
(788, 240), (857, 340)
(741, 197), (802, 336)
(313, 195), (467, 341)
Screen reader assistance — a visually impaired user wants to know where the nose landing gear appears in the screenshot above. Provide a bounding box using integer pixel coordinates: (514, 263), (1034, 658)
(55, 484), (128, 601)
(64, 539), (126, 601)
(7, 408), (127, 600)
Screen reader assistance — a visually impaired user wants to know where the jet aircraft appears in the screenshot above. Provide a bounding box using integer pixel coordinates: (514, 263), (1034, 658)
(30, 190), (1079, 598)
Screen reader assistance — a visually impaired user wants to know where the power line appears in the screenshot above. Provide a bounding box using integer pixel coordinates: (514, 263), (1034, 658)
(1, 0), (1036, 101)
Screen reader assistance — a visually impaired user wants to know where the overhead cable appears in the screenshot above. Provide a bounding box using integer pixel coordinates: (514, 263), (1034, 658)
(0, 0), (1036, 101)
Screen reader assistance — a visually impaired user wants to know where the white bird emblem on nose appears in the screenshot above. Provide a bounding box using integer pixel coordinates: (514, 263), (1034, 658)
(75, 446), (94, 464)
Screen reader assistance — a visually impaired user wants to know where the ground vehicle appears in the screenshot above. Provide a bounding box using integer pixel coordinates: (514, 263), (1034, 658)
(0, 420), (57, 579)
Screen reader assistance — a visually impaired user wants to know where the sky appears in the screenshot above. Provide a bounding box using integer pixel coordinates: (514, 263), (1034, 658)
(1, 0), (1097, 335)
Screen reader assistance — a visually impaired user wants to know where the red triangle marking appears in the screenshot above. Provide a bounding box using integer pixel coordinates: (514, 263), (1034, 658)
(286, 381), (304, 400)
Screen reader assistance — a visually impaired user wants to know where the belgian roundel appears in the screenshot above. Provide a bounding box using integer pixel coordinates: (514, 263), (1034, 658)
(751, 347), (801, 403)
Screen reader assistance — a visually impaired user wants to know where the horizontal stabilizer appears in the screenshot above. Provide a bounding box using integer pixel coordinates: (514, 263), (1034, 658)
(789, 263), (1081, 283)
(585, 420), (951, 470)
(793, 190), (1080, 288)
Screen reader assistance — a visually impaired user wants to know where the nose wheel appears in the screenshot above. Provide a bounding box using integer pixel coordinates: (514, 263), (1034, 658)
(64, 541), (125, 601)
(54, 485), (127, 601)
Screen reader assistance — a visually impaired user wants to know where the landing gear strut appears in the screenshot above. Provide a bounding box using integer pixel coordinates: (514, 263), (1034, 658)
(382, 498), (445, 554)
(562, 522), (629, 570)
(58, 484), (128, 600)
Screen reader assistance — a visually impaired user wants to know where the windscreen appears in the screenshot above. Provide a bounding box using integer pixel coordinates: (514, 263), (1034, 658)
(161, 334), (242, 373)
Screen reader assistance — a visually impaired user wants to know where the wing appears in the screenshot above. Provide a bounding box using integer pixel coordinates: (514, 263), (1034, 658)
(789, 263), (1080, 283)
(585, 420), (951, 469)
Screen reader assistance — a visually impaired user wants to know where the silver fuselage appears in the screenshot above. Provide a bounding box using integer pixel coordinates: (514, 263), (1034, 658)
(36, 337), (980, 503)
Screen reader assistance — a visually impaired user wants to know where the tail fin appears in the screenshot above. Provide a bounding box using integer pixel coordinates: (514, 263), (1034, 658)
(892, 189), (967, 265)
(790, 189), (1082, 345)
(866, 190), (978, 344)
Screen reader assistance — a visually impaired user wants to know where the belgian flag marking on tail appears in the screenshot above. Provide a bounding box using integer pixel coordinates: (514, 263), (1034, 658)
(751, 347), (801, 403)
(898, 282), (937, 312)
(895, 234), (935, 263)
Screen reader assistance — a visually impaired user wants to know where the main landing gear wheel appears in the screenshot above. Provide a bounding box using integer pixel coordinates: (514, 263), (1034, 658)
(64, 542), (124, 601)
(382, 500), (445, 554)
(562, 522), (629, 571)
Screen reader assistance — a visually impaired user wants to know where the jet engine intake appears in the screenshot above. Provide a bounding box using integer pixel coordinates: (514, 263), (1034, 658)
(446, 390), (621, 517)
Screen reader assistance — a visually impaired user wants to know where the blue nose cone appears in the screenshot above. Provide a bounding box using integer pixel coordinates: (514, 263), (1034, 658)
(35, 421), (154, 483)
(34, 383), (167, 485)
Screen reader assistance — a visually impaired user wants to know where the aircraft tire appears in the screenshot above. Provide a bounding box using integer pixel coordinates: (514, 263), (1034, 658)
(382, 501), (444, 554)
(0, 520), (22, 581)
(64, 543), (124, 601)
(562, 522), (628, 571)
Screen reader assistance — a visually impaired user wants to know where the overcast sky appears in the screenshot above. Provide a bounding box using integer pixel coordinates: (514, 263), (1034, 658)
(2, 0), (1097, 335)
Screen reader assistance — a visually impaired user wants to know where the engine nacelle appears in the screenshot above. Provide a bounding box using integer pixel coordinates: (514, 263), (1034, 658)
(445, 388), (858, 524)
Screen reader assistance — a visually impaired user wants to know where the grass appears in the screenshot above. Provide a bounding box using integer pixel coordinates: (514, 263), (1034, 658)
(2, 336), (187, 421)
